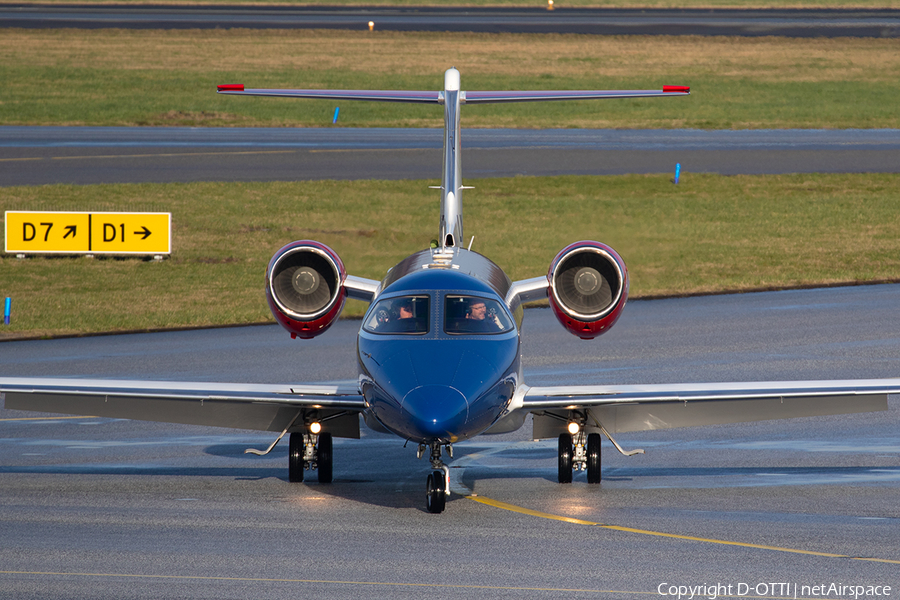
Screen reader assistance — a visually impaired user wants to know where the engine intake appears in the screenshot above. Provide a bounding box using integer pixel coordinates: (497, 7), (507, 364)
(266, 241), (346, 339)
(548, 241), (628, 340)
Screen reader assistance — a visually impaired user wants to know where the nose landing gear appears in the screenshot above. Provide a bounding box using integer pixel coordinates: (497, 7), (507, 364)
(420, 441), (451, 513)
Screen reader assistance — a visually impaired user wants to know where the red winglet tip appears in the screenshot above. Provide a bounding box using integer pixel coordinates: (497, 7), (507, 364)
(217, 84), (245, 92)
(663, 85), (690, 93)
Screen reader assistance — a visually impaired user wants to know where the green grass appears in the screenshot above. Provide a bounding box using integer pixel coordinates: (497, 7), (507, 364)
(2, 30), (899, 129)
(2, 173), (900, 339)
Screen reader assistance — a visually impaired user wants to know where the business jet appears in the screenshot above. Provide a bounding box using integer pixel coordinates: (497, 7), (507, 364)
(3, 68), (899, 513)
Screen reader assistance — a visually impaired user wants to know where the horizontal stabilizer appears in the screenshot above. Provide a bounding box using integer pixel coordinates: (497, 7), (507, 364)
(217, 87), (442, 103)
(217, 86), (690, 104)
(464, 88), (689, 103)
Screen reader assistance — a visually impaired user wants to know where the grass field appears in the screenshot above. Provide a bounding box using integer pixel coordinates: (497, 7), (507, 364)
(2, 28), (899, 339)
(2, 29), (899, 129)
(2, 173), (899, 339)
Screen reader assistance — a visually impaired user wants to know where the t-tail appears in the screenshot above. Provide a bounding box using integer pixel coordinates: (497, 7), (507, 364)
(217, 69), (689, 249)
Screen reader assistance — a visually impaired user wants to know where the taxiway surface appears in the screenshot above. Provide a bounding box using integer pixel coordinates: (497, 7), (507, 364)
(2, 5), (899, 37)
(3, 127), (899, 185)
(2, 285), (899, 598)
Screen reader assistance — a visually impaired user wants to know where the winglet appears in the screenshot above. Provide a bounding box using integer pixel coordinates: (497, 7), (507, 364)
(663, 85), (690, 93)
(217, 84), (245, 92)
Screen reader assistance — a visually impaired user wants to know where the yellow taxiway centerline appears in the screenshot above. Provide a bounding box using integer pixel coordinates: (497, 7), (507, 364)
(466, 495), (900, 564)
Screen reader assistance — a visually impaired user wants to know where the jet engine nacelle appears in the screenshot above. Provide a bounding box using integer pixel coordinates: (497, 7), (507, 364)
(548, 241), (629, 340)
(266, 241), (347, 339)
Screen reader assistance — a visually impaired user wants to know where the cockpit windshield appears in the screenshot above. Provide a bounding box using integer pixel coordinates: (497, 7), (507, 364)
(363, 296), (430, 334)
(444, 296), (513, 335)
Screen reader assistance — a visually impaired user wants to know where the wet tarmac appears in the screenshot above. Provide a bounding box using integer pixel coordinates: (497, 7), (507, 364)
(2, 285), (899, 598)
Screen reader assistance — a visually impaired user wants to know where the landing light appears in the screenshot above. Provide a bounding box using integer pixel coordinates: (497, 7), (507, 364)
(567, 422), (580, 435)
(309, 422), (322, 434)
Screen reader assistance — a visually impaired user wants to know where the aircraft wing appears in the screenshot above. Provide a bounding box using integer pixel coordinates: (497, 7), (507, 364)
(0, 377), (365, 434)
(519, 379), (900, 434)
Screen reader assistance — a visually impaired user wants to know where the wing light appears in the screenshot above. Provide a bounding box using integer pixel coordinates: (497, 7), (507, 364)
(217, 84), (245, 92)
(663, 85), (691, 93)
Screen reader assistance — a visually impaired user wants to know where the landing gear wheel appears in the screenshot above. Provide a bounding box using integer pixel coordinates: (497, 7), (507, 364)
(317, 432), (333, 484)
(288, 432), (304, 483)
(558, 433), (573, 483)
(586, 432), (602, 484)
(426, 470), (446, 513)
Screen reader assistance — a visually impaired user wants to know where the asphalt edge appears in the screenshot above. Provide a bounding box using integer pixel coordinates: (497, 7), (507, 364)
(2, 277), (899, 343)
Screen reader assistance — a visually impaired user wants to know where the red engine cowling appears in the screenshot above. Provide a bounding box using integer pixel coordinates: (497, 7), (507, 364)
(266, 241), (347, 339)
(548, 241), (629, 340)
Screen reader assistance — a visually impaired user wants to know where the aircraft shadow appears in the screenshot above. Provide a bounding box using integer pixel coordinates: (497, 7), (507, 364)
(0, 465), (288, 479)
(204, 443), (288, 460)
(9, 438), (896, 512)
(600, 465), (900, 482)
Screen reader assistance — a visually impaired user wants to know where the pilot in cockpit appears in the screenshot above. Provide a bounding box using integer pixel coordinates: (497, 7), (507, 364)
(396, 299), (415, 321)
(465, 299), (503, 331)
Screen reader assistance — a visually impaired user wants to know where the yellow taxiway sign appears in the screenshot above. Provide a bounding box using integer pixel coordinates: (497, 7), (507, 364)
(5, 212), (171, 255)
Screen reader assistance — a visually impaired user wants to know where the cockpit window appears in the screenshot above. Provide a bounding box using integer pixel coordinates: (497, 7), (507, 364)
(363, 296), (430, 335)
(444, 296), (513, 335)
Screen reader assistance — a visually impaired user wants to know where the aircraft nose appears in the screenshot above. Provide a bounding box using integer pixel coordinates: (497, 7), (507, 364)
(402, 385), (468, 439)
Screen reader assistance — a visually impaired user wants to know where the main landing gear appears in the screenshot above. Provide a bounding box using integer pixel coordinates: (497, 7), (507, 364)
(558, 431), (602, 484)
(419, 441), (451, 513)
(244, 416), (334, 484)
(557, 419), (645, 483)
(289, 431), (333, 484)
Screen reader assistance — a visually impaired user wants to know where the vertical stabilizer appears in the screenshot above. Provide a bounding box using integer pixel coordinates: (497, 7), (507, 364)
(440, 68), (463, 249)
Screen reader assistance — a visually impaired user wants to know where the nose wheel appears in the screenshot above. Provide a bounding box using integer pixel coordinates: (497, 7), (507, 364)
(421, 441), (451, 513)
(426, 470), (446, 513)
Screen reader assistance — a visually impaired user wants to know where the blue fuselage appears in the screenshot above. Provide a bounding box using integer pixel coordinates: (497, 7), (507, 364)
(356, 253), (522, 444)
